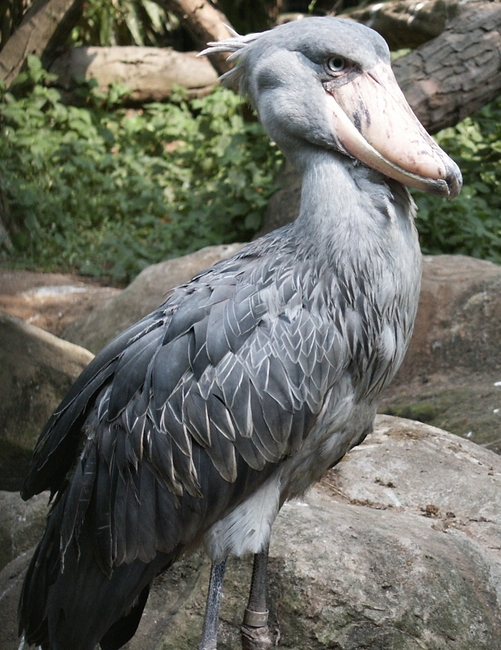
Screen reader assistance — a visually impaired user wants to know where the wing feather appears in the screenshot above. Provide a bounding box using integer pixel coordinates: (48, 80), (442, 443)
(152, 336), (191, 407)
(23, 239), (354, 588)
(94, 451), (114, 573)
(206, 300), (231, 365)
(137, 462), (157, 563)
(107, 327), (163, 419)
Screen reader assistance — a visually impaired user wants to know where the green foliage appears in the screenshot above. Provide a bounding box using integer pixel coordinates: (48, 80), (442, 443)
(71, 0), (172, 47)
(413, 100), (501, 263)
(3, 55), (501, 286)
(0, 60), (282, 283)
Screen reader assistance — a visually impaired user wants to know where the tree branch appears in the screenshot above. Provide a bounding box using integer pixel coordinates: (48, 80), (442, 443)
(158, 0), (234, 73)
(393, 1), (501, 133)
(344, 0), (458, 50)
(0, 0), (83, 87)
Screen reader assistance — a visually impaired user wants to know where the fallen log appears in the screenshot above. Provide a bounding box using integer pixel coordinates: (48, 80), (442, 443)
(49, 46), (219, 101)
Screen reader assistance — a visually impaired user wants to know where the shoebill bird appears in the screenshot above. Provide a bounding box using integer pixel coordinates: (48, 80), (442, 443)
(19, 16), (461, 650)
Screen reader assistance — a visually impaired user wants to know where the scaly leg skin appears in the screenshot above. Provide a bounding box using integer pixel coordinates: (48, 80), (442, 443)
(241, 544), (273, 650)
(198, 560), (227, 650)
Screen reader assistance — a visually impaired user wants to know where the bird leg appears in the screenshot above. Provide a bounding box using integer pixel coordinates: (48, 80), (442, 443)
(241, 544), (273, 650)
(198, 559), (227, 650)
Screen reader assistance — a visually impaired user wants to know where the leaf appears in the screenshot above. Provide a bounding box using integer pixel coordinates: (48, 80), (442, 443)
(123, 0), (144, 46)
(141, 0), (165, 31)
(26, 55), (42, 71)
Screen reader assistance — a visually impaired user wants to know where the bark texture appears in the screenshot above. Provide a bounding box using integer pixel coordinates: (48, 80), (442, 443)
(49, 46), (219, 101)
(0, 0), (83, 87)
(393, 1), (501, 133)
(345, 0), (459, 50)
(159, 0), (234, 73)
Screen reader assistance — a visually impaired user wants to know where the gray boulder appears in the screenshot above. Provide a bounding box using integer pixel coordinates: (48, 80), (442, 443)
(0, 310), (94, 491)
(0, 491), (49, 650)
(134, 415), (501, 650)
(63, 244), (244, 353)
(0, 552), (33, 650)
(3, 416), (500, 650)
(381, 254), (501, 451)
(0, 490), (48, 572)
(0, 268), (120, 337)
(394, 253), (501, 380)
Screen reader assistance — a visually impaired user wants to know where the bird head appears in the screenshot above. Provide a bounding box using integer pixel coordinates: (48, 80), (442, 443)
(200, 17), (462, 198)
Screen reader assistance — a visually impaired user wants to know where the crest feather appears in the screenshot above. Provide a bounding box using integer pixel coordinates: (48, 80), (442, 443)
(198, 27), (264, 90)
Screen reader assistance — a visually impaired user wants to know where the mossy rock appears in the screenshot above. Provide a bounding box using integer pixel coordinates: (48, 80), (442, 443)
(380, 375), (501, 453)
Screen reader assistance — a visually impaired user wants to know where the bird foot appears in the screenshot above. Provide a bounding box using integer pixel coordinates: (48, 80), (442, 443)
(241, 619), (273, 650)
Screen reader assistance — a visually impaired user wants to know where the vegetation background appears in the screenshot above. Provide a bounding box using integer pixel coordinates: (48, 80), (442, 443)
(1, 0), (501, 284)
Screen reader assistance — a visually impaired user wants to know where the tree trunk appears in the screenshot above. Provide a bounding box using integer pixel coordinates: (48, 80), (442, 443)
(393, 1), (501, 133)
(0, 0), (83, 87)
(49, 46), (219, 101)
(344, 0), (459, 51)
(0, 184), (14, 253)
(158, 0), (234, 73)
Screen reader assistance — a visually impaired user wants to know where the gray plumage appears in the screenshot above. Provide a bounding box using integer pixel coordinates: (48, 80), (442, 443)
(19, 16), (461, 650)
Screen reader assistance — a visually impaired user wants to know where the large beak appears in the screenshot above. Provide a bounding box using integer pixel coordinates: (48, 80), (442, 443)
(325, 62), (462, 198)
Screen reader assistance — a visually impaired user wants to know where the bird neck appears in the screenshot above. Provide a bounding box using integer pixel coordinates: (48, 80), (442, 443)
(292, 149), (416, 265)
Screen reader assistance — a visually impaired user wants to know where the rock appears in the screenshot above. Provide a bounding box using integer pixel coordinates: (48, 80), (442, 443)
(0, 491), (48, 649)
(0, 310), (94, 491)
(63, 243), (244, 354)
(139, 415), (501, 649)
(0, 552), (32, 650)
(381, 255), (501, 451)
(395, 254), (501, 380)
(0, 490), (48, 572)
(0, 268), (121, 337)
(3, 416), (500, 650)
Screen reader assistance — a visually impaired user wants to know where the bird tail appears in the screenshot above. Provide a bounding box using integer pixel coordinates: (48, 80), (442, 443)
(19, 501), (61, 649)
(19, 494), (172, 650)
(98, 584), (151, 650)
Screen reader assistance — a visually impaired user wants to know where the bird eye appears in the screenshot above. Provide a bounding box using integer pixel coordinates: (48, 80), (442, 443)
(327, 56), (346, 73)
